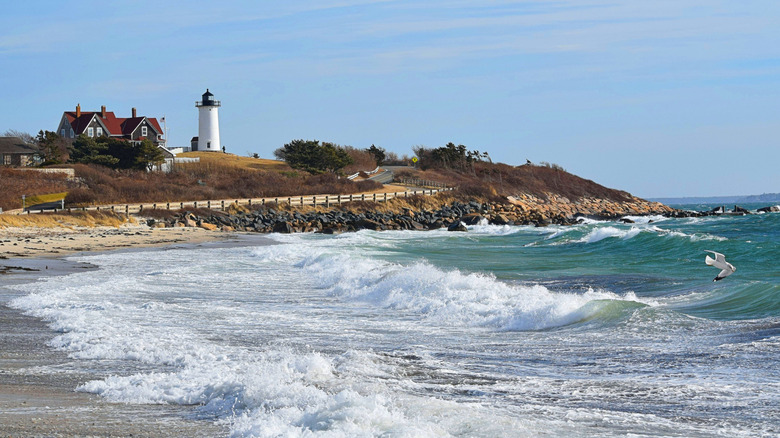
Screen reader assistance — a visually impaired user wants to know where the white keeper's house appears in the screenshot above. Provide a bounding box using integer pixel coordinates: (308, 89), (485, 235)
(56, 104), (166, 147)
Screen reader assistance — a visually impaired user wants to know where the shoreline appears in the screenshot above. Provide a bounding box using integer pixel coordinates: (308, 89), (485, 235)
(0, 229), (275, 436)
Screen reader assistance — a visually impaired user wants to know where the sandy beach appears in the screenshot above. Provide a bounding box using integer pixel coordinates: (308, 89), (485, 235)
(0, 225), (255, 437)
(0, 224), (232, 260)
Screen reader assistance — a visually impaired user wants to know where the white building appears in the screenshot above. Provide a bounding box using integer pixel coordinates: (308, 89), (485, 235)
(194, 89), (221, 152)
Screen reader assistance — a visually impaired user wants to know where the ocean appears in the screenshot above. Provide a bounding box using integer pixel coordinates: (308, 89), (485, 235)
(6, 204), (780, 437)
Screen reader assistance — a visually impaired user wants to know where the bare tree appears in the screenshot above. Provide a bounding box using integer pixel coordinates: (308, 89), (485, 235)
(2, 129), (35, 144)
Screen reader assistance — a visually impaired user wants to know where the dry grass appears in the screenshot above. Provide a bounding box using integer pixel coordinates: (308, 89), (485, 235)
(397, 163), (635, 203)
(178, 152), (292, 172)
(0, 169), (72, 211)
(0, 211), (130, 229)
(61, 161), (381, 207)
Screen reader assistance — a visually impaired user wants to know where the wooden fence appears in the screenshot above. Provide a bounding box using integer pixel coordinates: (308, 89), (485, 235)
(20, 188), (452, 215)
(397, 177), (448, 189)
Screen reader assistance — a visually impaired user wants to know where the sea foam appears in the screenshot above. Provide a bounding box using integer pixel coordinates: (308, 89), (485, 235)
(256, 236), (646, 331)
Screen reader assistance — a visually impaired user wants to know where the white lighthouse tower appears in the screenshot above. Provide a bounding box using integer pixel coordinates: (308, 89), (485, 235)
(195, 89), (221, 152)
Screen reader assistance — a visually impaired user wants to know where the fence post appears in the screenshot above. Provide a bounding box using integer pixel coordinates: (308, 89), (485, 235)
(222, 200), (225, 210)
(167, 202), (170, 210)
(384, 193), (387, 202)
(300, 196), (304, 206)
(207, 201), (210, 209)
(194, 201), (198, 209)
(338, 194), (341, 205)
(153, 203), (157, 210)
(248, 199), (252, 206)
(349, 194), (353, 202)
(373, 193), (376, 202)
(312, 196), (316, 206)
(325, 195), (329, 208)
(288, 197), (292, 206)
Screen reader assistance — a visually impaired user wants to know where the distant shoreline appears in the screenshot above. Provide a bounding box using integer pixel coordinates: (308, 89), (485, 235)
(650, 193), (780, 205)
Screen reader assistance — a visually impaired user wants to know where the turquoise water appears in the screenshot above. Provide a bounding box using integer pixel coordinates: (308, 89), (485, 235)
(6, 207), (780, 436)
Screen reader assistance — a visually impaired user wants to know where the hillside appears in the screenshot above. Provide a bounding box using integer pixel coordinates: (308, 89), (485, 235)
(0, 152), (670, 220)
(394, 162), (636, 203)
(0, 154), (380, 211)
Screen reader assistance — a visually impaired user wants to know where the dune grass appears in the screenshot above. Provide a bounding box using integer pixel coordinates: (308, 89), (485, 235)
(0, 211), (131, 229)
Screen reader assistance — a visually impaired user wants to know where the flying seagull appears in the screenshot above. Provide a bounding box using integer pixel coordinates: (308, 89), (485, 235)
(704, 250), (736, 281)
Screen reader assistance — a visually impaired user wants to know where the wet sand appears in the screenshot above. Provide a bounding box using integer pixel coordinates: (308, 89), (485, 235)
(0, 227), (271, 437)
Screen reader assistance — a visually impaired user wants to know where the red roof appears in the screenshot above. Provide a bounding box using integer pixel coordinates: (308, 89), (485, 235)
(64, 109), (162, 139)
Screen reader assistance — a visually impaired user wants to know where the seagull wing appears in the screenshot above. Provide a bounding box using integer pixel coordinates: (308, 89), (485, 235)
(704, 250), (728, 269)
(715, 267), (734, 281)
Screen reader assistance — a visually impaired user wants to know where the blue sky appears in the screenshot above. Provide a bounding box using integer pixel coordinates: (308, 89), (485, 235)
(2, 0), (778, 197)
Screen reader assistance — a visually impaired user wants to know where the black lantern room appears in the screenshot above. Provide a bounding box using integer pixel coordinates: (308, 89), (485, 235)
(196, 89), (221, 107)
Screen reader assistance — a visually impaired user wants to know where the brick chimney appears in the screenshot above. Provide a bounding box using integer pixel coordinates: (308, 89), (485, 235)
(132, 107), (137, 118)
(76, 103), (81, 118)
(101, 105), (106, 118)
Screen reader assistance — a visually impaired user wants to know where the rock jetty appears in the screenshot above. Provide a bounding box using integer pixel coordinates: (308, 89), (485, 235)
(143, 194), (674, 234)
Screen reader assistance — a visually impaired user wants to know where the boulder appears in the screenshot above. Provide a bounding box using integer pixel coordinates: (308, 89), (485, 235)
(355, 218), (383, 231)
(460, 213), (483, 225)
(185, 213), (198, 227)
(447, 221), (468, 232)
(490, 214), (509, 225)
(198, 221), (218, 231)
(273, 221), (293, 233)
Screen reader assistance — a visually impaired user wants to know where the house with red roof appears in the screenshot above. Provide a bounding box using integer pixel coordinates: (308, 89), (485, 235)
(56, 104), (166, 147)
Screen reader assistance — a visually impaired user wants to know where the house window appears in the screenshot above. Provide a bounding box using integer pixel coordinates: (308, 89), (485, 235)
(88, 127), (94, 137)
(60, 129), (65, 137)
(97, 127), (103, 136)
(141, 126), (147, 137)
(2, 155), (10, 165)
(70, 128), (74, 138)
